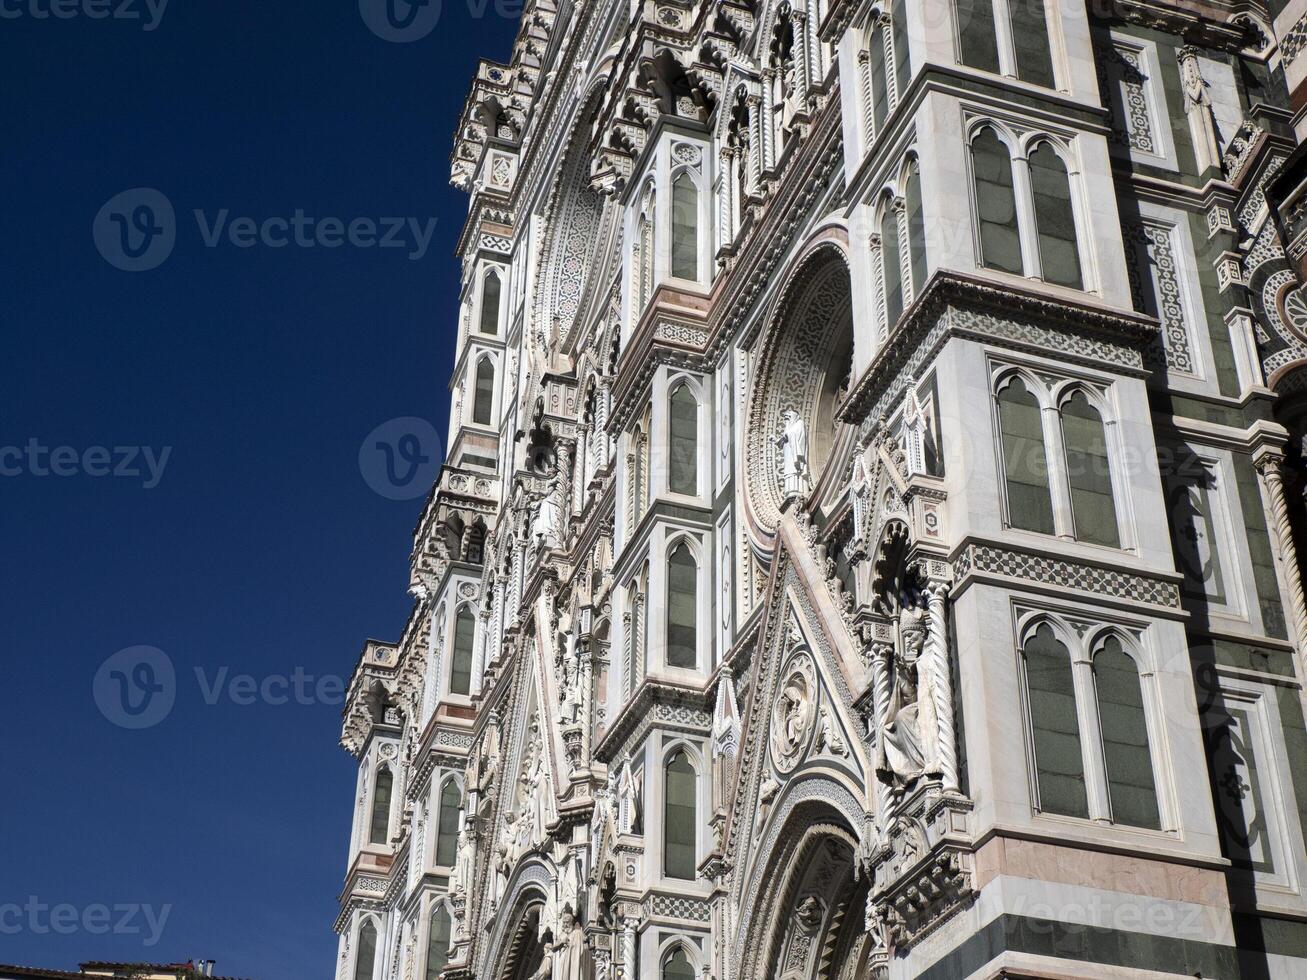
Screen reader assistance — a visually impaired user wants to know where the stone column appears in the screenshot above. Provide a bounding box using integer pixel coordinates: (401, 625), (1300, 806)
(926, 581), (958, 792)
(870, 638), (894, 824)
(1256, 447), (1307, 659)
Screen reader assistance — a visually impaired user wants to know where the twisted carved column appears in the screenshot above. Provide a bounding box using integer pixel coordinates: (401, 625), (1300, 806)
(1255, 448), (1307, 660)
(870, 639), (894, 827)
(926, 582), (958, 792)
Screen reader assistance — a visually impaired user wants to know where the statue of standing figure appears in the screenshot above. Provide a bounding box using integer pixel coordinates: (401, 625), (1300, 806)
(776, 408), (812, 502)
(531, 472), (566, 550)
(1179, 46), (1223, 173)
(875, 600), (941, 790)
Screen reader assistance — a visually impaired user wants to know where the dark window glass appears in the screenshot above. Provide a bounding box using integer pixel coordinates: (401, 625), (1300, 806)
(473, 359), (495, 426)
(1010, 0), (1055, 87)
(1061, 392), (1118, 546)
(425, 906), (451, 980)
(669, 383), (698, 495)
(1095, 636), (1160, 829)
(369, 768), (392, 845)
(671, 172), (698, 280)
(354, 920), (378, 980)
(664, 750), (697, 879)
(892, 0), (911, 97)
(1029, 144), (1082, 289)
(663, 947), (695, 980)
(881, 204), (904, 330)
(972, 129), (1023, 274)
(666, 543), (697, 669)
(450, 606), (475, 696)
(998, 377), (1054, 534)
(870, 25), (890, 133)
(905, 167), (927, 296)
(436, 779), (461, 867)
(956, 0), (1000, 73)
(479, 271), (501, 335)
(1024, 624), (1089, 818)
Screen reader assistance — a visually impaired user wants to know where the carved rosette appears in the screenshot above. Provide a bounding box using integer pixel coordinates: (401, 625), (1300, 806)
(769, 652), (817, 774)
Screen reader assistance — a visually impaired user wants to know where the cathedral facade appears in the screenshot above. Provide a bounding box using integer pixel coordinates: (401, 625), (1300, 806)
(335, 1), (1307, 977)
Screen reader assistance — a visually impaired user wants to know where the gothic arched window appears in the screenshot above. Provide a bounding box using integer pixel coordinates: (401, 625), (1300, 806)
(996, 376), (1054, 534)
(671, 171), (699, 281)
(664, 749), (697, 879)
(1029, 143), (1082, 289)
(1022, 624), (1089, 818)
(668, 382), (698, 495)
(663, 946), (695, 980)
(869, 18), (891, 135)
(892, 0), (910, 95)
(449, 605), (475, 696)
(1060, 391), (1118, 547)
(479, 270), (501, 335)
(368, 767), (393, 846)
(905, 161), (926, 298)
(354, 919), (378, 980)
(971, 129), (1022, 275)
(435, 778), (461, 866)
(666, 542), (698, 669)
(880, 197), (904, 330)
(425, 905), (451, 980)
(473, 357), (495, 426)
(1094, 636), (1160, 829)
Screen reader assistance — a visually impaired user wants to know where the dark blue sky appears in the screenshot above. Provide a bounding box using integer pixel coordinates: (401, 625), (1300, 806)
(0, 2), (519, 977)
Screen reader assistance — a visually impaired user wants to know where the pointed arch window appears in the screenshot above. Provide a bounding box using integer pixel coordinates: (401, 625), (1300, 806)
(869, 19), (890, 135)
(450, 605), (475, 696)
(369, 768), (393, 846)
(664, 749), (697, 879)
(671, 171), (699, 281)
(880, 199), (904, 330)
(435, 778), (461, 866)
(636, 188), (656, 314)
(892, 0), (911, 96)
(1022, 624), (1089, 819)
(1094, 636), (1160, 829)
(425, 905), (451, 980)
(663, 946), (695, 980)
(473, 357), (495, 427)
(479, 270), (501, 335)
(905, 162), (927, 298)
(972, 129), (1023, 275)
(354, 919), (378, 980)
(666, 543), (698, 669)
(668, 382), (698, 495)
(997, 376), (1054, 534)
(1029, 143), (1082, 289)
(1060, 391), (1118, 547)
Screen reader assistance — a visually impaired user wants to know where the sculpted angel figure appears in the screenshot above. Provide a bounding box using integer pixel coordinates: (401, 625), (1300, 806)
(775, 408), (812, 501)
